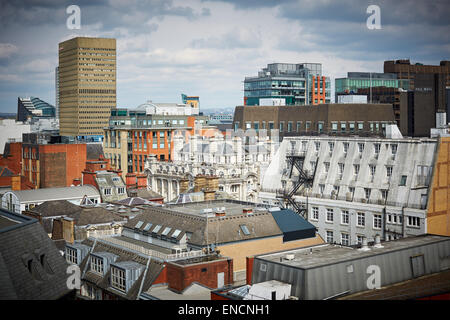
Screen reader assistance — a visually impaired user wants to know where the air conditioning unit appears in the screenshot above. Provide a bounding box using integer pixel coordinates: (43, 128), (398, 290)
(285, 254), (295, 261)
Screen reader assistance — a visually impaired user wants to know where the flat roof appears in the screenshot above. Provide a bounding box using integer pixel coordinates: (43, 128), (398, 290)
(257, 235), (450, 269)
(166, 200), (270, 217)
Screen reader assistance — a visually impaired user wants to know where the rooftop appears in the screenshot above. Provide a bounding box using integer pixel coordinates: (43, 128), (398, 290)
(166, 199), (271, 217)
(7, 185), (100, 202)
(257, 235), (450, 269)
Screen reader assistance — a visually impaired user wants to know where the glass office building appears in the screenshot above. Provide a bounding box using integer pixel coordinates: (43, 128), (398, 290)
(244, 63), (331, 106)
(335, 72), (409, 101)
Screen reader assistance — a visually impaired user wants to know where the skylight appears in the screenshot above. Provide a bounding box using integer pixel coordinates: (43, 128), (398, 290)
(240, 225), (250, 235)
(134, 221), (144, 229)
(152, 225), (162, 233)
(171, 229), (182, 238)
(143, 223), (152, 231)
(161, 227), (172, 236)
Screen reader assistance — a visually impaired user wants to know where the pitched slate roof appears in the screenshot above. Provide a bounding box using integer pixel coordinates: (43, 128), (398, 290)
(124, 205), (283, 246)
(79, 238), (164, 300)
(30, 200), (82, 217)
(86, 143), (104, 160)
(0, 208), (73, 299)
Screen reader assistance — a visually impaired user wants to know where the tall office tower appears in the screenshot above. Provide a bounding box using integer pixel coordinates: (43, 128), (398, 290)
(58, 37), (116, 141)
(55, 66), (59, 120)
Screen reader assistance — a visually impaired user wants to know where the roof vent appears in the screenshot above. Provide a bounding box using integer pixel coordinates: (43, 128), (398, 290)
(373, 234), (384, 248)
(359, 237), (370, 251)
(285, 254), (295, 261)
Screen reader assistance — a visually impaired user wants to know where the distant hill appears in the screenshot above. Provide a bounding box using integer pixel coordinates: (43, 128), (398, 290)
(0, 113), (16, 119)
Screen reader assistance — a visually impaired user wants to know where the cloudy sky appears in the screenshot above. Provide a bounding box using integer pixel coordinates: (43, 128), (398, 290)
(0, 0), (449, 113)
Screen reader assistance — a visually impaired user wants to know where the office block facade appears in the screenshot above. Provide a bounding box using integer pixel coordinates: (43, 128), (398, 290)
(244, 63), (331, 106)
(384, 59), (450, 90)
(58, 37), (116, 139)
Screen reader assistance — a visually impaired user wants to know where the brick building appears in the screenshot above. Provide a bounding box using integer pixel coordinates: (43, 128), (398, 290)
(21, 133), (87, 188)
(232, 103), (396, 139)
(384, 59), (450, 90)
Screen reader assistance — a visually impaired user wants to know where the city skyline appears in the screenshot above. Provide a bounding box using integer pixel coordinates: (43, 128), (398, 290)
(0, 0), (449, 113)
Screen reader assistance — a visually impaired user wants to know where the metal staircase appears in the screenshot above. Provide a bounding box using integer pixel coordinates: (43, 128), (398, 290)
(276, 151), (317, 219)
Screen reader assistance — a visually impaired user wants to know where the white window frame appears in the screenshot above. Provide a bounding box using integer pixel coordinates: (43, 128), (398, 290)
(90, 255), (104, 275)
(341, 233), (349, 246)
(111, 267), (126, 292)
(373, 214), (382, 230)
(66, 247), (77, 264)
(357, 212), (365, 227)
(311, 207), (319, 221)
(326, 208), (334, 223)
(326, 230), (334, 243)
(341, 210), (349, 225)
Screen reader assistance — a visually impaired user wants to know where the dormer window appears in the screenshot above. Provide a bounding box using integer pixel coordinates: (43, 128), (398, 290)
(66, 247), (78, 264)
(111, 267), (126, 291)
(90, 255), (104, 275)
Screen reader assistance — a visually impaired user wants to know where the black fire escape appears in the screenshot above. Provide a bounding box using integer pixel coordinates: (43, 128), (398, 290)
(276, 151), (317, 219)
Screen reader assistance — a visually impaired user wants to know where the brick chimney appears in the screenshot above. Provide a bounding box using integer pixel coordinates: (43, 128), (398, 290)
(72, 178), (81, 186)
(179, 179), (190, 193)
(194, 175), (206, 193)
(136, 174), (147, 189)
(205, 176), (219, 191)
(126, 173), (137, 188)
(11, 175), (21, 191)
(62, 217), (75, 244)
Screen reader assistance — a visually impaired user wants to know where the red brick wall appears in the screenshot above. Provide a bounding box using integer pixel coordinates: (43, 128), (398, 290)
(40, 144), (87, 188)
(166, 258), (233, 292)
(246, 256), (254, 285)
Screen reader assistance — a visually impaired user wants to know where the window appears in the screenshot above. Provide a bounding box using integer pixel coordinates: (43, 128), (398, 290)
(240, 225), (251, 235)
(407, 216), (420, 228)
(357, 212), (365, 227)
(343, 142), (349, 154)
(326, 208), (334, 222)
(373, 214), (382, 229)
(296, 121), (302, 132)
(287, 121), (293, 132)
(305, 121), (311, 131)
(374, 143), (381, 155)
(318, 122), (324, 133)
(104, 188), (112, 195)
(338, 163), (345, 175)
(391, 144), (398, 155)
(279, 121), (284, 132)
(386, 166), (393, 178)
(326, 231), (334, 243)
(358, 122), (364, 131)
(328, 142), (334, 152)
(341, 233), (349, 246)
(314, 142), (320, 152)
(358, 143), (364, 153)
(369, 165), (376, 176)
(324, 162), (330, 173)
(117, 187), (125, 194)
(341, 122), (346, 132)
(111, 267), (126, 291)
(364, 188), (371, 200)
(66, 247), (77, 264)
(357, 235), (364, 245)
(319, 184), (325, 194)
(353, 164), (360, 176)
(341, 210), (349, 225)
(90, 255), (104, 275)
(399, 175), (407, 186)
(311, 207), (319, 220)
(381, 189), (388, 200)
(331, 122), (338, 132)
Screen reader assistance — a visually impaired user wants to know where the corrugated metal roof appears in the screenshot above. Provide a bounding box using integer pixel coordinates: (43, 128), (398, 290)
(8, 185), (100, 202)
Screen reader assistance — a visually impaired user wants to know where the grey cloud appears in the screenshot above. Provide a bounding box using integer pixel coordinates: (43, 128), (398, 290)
(191, 27), (261, 49)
